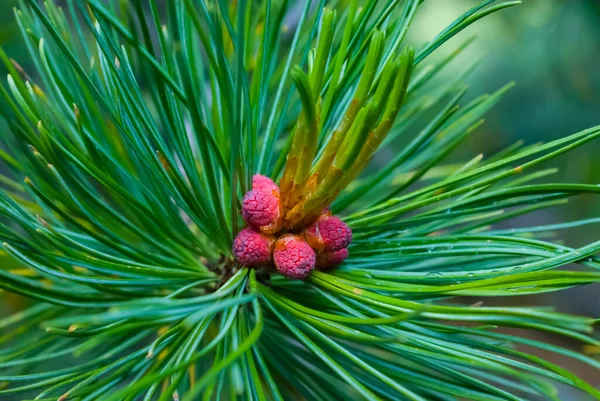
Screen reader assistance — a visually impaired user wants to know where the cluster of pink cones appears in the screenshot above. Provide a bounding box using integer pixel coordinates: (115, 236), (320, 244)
(232, 175), (352, 279)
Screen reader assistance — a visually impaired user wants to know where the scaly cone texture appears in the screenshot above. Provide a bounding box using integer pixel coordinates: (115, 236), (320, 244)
(232, 228), (274, 267)
(273, 235), (316, 279)
(304, 215), (352, 252)
(241, 190), (283, 234)
(233, 175), (352, 278)
(252, 174), (279, 194)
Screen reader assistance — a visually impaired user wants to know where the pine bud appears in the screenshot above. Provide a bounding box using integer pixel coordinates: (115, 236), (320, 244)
(304, 215), (352, 252)
(232, 227), (274, 267)
(242, 190), (283, 234)
(273, 235), (316, 279)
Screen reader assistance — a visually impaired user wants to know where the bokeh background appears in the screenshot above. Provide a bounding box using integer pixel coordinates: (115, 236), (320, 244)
(410, 1), (600, 398)
(0, 0), (599, 399)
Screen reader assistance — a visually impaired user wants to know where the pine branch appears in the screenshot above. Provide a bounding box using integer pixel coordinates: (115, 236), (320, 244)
(0, 1), (598, 400)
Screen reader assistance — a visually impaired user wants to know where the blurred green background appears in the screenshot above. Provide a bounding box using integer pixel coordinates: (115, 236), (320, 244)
(410, 2), (600, 397)
(417, 0), (600, 228)
(0, 0), (598, 399)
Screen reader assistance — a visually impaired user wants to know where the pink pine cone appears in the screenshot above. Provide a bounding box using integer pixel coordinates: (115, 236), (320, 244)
(273, 235), (316, 279)
(316, 248), (349, 270)
(304, 215), (352, 252)
(252, 174), (279, 194)
(232, 228), (274, 267)
(242, 190), (282, 234)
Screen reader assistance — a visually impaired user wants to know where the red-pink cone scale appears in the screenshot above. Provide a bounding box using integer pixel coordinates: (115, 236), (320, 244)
(241, 190), (283, 234)
(252, 174), (279, 194)
(304, 215), (352, 252)
(232, 228), (274, 267)
(273, 235), (316, 279)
